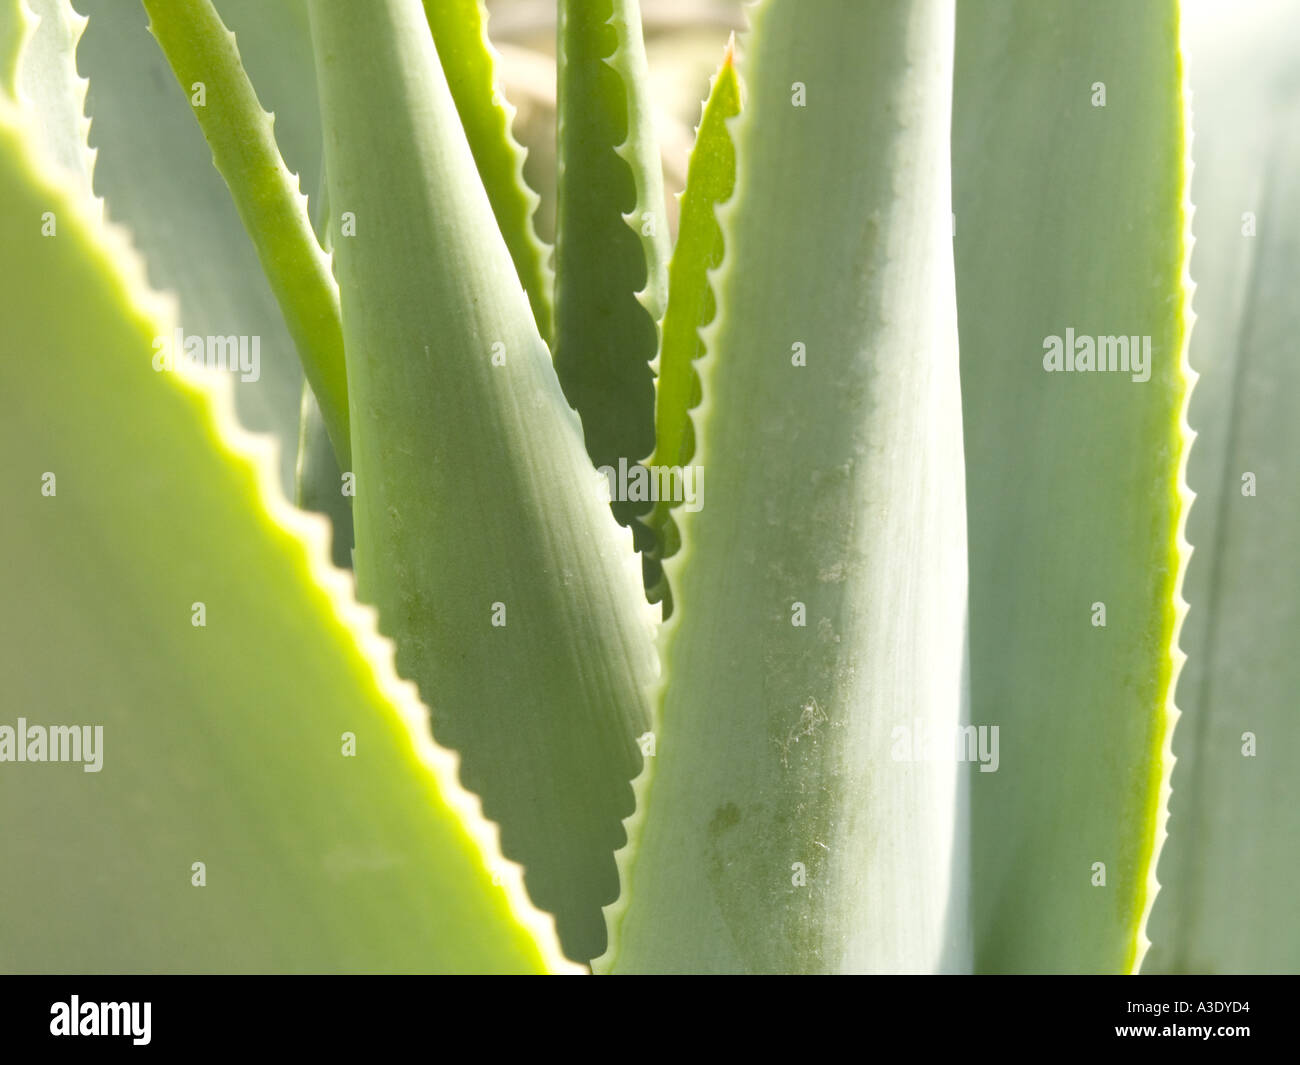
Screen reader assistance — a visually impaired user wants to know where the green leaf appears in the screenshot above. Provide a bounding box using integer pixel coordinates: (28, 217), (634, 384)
(602, 0), (969, 974)
(1144, 0), (1300, 975)
(0, 0), (30, 97)
(554, 0), (670, 546)
(0, 95), (570, 973)
(75, 0), (321, 495)
(952, 0), (1192, 973)
(422, 0), (553, 344)
(641, 39), (739, 615)
(142, 0), (349, 470)
(308, 0), (657, 964)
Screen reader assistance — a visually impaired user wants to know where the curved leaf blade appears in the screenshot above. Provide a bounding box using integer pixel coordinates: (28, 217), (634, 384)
(308, 0), (657, 964)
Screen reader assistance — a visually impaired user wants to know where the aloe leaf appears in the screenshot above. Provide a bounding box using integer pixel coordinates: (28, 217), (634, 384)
(1144, 0), (1300, 975)
(0, 95), (572, 974)
(554, 0), (669, 546)
(603, 0), (969, 974)
(141, 0), (349, 470)
(422, 0), (553, 343)
(17, 0), (93, 199)
(952, 0), (1193, 973)
(73, 0), (320, 494)
(308, 0), (657, 964)
(641, 39), (739, 615)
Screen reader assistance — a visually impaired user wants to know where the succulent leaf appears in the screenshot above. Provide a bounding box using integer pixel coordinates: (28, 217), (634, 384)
(142, 0), (350, 470)
(1145, 0), (1300, 975)
(952, 0), (1193, 973)
(308, 0), (658, 964)
(641, 38), (740, 616)
(554, 0), (670, 563)
(603, 0), (969, 974)
(0, 89), (569, 973)
(422, 0), (554, 344)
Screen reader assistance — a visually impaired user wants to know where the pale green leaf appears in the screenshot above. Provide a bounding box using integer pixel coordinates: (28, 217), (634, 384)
(603, 0), (969, 974)
(308, 0), (657, 964)
(953, 0), (1192, 973)
(1145, 0), (1300, 975)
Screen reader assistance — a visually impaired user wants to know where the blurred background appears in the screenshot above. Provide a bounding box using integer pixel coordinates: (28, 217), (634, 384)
(485, 0), (746, 240)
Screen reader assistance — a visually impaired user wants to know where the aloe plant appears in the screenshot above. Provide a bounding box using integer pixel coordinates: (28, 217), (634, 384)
(1, 0), (1295, 974)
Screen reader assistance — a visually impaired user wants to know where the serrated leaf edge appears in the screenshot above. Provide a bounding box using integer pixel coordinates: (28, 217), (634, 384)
(1134, 12), (1198, 975)
(605, 0), (670, 335)
(0, 85), (580, 975)
(640, 37), (740, 608)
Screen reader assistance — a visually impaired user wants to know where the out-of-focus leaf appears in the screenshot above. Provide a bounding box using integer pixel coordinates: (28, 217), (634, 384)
(0, 94), (571, 974)
(603, 0), (969, 974)
(953, 0), (1192, 973)
(1145, 0), (1300, 975)
(308, 0), (657, 964)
